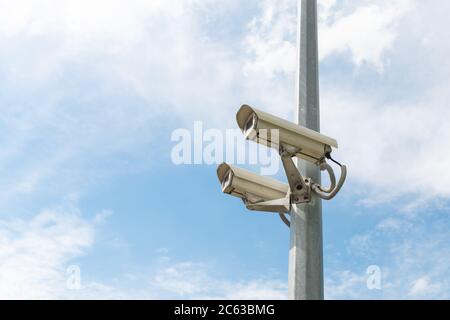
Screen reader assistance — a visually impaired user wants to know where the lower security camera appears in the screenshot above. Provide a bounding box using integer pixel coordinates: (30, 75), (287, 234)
(217, 163), (289, 204)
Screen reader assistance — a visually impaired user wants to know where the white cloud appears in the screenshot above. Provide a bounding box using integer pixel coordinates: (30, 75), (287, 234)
(1, 0), (447, 208)
(0, 0), (242, 205)
(149, 257), (287, 300)
(0, 210), (288, 300)
(81, 255), (288, 300)
(408, 276), (442, 298)
(239, 1), (448, 208)
(0, 0), (291, 300)
(0, 0), (184, 39)
(376, 218), (402, 232)
(321, 85), (450, 205)
(94, 209), (113, 224)
(336, 211), (450, 300)
(1, 0), (440, 208)
(325, 270), (367, 300)
(319, 0), (414, 71)
(243, 0), (413, 77)
(243, 0), (297, 78)
(233, 0), (450, 209)
(0, 206), (95, 299)
(151, 261), (212, 297)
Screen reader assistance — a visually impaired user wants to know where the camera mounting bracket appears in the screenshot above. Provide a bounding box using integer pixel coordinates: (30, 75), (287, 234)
(279, 146), (312, 205)
(244, 192), (290, 213)
(236, 146), (346, 230)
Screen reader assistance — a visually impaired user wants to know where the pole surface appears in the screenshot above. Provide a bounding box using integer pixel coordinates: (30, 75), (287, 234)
(288, 0), (324, 300)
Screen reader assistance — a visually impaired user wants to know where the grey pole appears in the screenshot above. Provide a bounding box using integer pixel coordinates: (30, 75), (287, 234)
(288, 0), (324, 300)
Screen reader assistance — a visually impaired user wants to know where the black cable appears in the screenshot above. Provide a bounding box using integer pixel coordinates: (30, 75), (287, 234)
(325, 152), (343, 167)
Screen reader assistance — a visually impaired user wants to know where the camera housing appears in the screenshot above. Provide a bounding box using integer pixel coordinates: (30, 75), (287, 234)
(217, 163), (289, 204)
(236, 104), (338, 164)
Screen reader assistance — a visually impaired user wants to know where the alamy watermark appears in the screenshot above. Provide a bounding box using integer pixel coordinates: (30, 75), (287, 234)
(66, 265), (81, 290)
(366, 265), (382, 290)
(171, 121), (281, 175)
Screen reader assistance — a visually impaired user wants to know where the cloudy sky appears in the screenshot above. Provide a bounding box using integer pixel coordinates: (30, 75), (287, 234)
(0, 0), (449, 299)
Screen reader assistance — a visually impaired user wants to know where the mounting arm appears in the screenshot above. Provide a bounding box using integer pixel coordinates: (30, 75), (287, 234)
(241, 147), (346, 228)
(312, 162), (347, 200)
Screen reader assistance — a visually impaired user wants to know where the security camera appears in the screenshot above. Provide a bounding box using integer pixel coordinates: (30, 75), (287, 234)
(217, 163), (289, 204)
(216, 105), (347, 225)
(236, 104), (338, 164)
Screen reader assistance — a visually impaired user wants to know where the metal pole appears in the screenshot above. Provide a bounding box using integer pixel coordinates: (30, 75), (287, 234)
(288, 0), (324, 300)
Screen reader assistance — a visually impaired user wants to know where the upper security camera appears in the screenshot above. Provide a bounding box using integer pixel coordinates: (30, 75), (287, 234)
(236, 104), (338, 164)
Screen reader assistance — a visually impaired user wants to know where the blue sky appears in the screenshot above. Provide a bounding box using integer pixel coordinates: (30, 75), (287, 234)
(0, 0), (449, 299)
